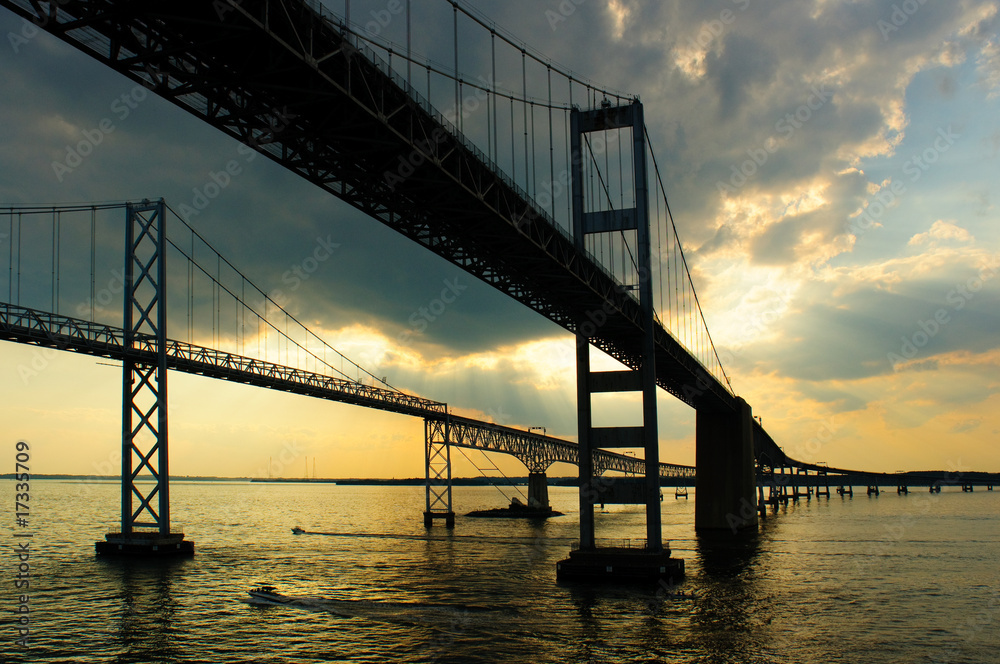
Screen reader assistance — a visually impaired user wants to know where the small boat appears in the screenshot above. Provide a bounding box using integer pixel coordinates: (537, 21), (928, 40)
(247, 585), (293, 603)
(291, 526), (305, 535)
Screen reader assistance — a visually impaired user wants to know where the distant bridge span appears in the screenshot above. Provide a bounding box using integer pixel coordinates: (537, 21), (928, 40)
(0, 302), (695, 480)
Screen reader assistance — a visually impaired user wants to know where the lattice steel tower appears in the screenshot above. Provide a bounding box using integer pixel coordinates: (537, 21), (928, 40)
(97, 199), (192, 555)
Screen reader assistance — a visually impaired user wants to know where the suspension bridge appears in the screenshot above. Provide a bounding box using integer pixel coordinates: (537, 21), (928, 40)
(4, 0), (984, 580)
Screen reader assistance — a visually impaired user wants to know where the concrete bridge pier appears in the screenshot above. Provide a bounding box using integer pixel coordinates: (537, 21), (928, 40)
(527, 472), (550, 509)
(695, 397), (757, 532)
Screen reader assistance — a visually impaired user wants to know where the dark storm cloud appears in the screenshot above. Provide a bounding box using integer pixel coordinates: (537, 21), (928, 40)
(704, 33), (777, 120)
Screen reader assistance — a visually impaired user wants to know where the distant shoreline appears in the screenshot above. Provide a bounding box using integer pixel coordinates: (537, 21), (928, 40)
(2, 472), (997, 487)
(0, 473), (575, 486)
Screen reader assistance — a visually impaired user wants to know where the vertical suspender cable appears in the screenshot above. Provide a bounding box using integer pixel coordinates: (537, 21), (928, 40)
(618, 127), (625, 210)
(655, 175), (663, 321)
(453, 3), (460, 132)
(522, 49), (528, 191)
(665, 207), (671, 328)
(7, 212), (12, 304)
(688, 277), (692, 353)
(209, 249), (215, 346)
(55, 212), (60, 314)
(548, 66), (555, 218)
(491, 30), (497, 164)
(188, 234), (194, 343)
(615, 128), (624, 284)
(405, 0), (411, 94)
(486, 56), (492, 162)
(682, 272), (687, 345)
(510, 94), (517, 183)
(51, 210), (56, 312)
(16, 213), (21, 305)
(673, 224), (678, 334)
(567, 79), (573, 231)
(617, 133), (625, 283)
(603, 134), (612, 278)
(90, 208), (96, 323)
(216, 254), (221, 348)
(530, 102), (537, 198)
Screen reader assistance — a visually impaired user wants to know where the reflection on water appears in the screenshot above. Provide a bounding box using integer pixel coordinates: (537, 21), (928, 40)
(692, 527), (777, 663)
(102, 557), (191, 663)
(3, 481), (998, 663)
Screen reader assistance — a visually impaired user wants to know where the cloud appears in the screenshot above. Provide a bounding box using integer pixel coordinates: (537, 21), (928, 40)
(950, 418), (982, 434)
(907, 220), (975, 247)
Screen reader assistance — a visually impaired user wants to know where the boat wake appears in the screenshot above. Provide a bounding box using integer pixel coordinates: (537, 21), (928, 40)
(240, 588), (512, 632)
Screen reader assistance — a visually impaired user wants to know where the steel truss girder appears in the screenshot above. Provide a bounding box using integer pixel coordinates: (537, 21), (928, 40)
(0, 0), (735, 413)
(437, 414), (694, 479)
(0, 302), (696, 480)
(122, 199), (170, 535)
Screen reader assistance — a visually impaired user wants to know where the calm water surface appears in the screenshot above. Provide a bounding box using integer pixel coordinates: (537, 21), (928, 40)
(2, 480), (998, 663)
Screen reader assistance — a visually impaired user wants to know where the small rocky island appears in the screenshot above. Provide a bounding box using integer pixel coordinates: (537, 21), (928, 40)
(466, 496), (564, 519)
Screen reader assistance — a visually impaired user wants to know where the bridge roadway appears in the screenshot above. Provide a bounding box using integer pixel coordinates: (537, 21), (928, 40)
(0, 302), (695, 480)
(0, 0), (735, 412)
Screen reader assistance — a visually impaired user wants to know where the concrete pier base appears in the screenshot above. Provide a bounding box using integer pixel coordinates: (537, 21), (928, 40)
(423, 511), (455, 528)
(96, 532), (193, 556)
(695, 397), (757, 532)
(556, 546), (684, 584)
(527, 472), (549, 509)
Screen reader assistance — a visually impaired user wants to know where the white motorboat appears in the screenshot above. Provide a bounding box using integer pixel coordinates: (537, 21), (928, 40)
(247, 585), (292, 603)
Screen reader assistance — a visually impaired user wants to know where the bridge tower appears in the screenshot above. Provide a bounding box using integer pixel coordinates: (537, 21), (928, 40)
(96, 199), (192, 556)
(557, 101), (683, 582)
(423, 417), (455, 527)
